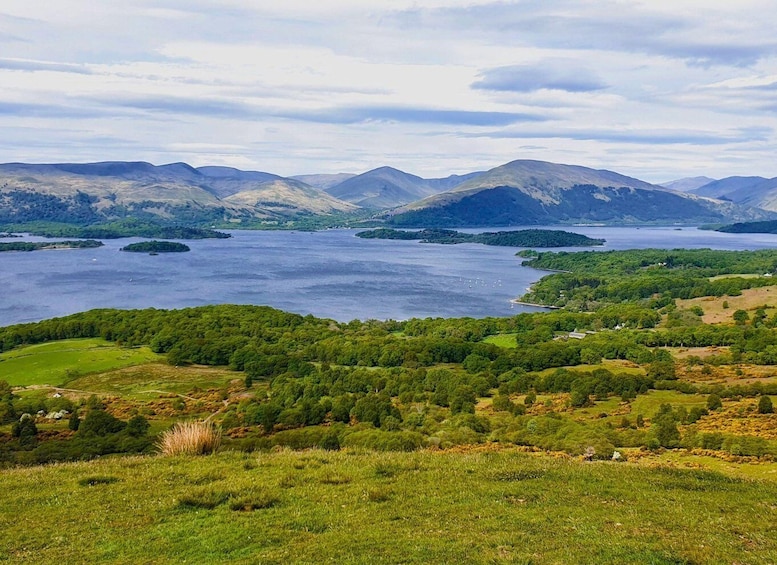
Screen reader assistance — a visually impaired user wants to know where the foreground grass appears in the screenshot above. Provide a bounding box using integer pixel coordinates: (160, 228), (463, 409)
(1, 449), (776, 564)
(0, 339), (161, 386)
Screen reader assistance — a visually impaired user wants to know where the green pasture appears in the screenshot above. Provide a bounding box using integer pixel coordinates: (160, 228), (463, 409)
(630, 390), (708, 417)
(0, 338), (162, 387)
(483, 333), (517, 348)
(1, 449), (775, 564)
(64, 364), (242, 399)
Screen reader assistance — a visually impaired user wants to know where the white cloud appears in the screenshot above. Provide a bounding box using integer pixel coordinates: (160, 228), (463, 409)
(0, 1), (777, 181)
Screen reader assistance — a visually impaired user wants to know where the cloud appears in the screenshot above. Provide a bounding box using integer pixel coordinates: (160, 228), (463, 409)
(0, 58), (93, 74)
(0, 101), (105, 119)
(90, 94), (257, 119)
(282, 106), (549, 126)
(464, 127), (769, 146)
(86, 94), (548, 126)
(472, 62), (607, 93)
(392, 2), (777, 67)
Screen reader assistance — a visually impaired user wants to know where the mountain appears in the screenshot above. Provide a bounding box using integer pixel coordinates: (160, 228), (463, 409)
(324, 166), (440, 209)
(425, 172), (486, 191)
(689, 176), (768, 199)
(661, 176), (716, 192)
(290, 173), (357, 190)
(723, 178), (777, 211)
(386, 160), (772, 227)
(688, 176), (777, 212)
(0, 161), (354, 224)
(324, 167), (481, 209)
(224, 179), (358, 216)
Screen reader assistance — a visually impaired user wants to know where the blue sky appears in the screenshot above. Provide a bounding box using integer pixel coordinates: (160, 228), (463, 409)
(1, 0), (776, 182)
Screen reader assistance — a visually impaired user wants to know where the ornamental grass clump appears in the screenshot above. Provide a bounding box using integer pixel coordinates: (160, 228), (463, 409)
(157, 421), (221, 456)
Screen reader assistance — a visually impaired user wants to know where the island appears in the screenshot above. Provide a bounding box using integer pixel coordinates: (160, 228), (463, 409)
(120, 241), (190, 253)
(713, 220), (777, 234)
(0, 239), (103, 252)
(355, 227), (605, 247)
(0, 219), (231, 240)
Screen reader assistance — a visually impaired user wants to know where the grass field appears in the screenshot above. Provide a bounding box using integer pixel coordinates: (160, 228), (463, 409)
(0, 338), (162, 386)
(483, 333), (518, 348)
(65, 363), (242, 399)
(676, 284), (777, 324)
(1, 448), (776, 564)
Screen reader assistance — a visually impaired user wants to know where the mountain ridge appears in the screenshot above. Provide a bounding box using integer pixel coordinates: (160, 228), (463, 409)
(1, 159), (774, 227)
(386, 160), (773, 227)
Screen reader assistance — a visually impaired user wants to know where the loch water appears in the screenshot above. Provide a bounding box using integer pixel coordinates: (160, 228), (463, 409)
(2, 226), (777, 325)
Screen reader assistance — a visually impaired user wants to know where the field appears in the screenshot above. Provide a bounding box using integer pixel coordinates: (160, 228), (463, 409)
(2, 448), (776, 564)
(676, 284), (777, 324)
(0, 338), (161, 386)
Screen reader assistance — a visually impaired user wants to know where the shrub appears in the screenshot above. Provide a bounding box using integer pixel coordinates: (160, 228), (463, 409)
(125, 415), (150, 437)
(79, 410), (125, 436)
(758, 395), (774, 414)
(707, 394), (723, 411)
(157, 421), (221, 456)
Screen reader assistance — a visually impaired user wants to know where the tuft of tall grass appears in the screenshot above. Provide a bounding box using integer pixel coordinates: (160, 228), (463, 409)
(157, 421), (222, 456)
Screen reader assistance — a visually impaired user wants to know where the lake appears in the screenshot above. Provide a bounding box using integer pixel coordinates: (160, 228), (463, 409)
(2, 226), (777, 325)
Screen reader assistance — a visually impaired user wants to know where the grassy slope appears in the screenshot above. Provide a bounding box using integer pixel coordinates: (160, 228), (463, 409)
(0, 339), (162, 386)
(1, 449), (776, 564)
(676, 283), (777, 324)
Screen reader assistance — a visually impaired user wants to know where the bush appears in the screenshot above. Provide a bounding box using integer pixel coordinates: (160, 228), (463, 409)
(79, 410), (125, 436)
(707, 394), (723, 411)
(758, 395), (774, 414)
(157, 421), (221, 456)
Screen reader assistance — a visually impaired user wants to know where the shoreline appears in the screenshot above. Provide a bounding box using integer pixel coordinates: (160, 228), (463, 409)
(510, 299), (559, 310)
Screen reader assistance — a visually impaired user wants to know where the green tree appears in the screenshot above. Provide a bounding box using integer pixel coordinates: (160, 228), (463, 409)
(449, 385), (476, 414)
(351, 393), (399, 427)
(68, 410), (80, 431)
(706, 394), (723, 411)
(12, 414), (38, 448)
(79, 409), (126, 436)
(126, 415), (150, 437)
(651, 403), (680, 448)
(758, 395), (774, 414)
(733, 309), (750, 325)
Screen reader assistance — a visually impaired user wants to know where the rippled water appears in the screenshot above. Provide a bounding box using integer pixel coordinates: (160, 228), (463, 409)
(2, 226), (777, 324)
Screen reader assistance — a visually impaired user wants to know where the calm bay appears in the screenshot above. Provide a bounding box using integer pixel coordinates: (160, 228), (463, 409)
(2, 226), (777, 325)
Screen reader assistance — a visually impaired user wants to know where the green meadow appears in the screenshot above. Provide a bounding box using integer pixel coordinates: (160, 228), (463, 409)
(0, 338), (161, 386)
(1, 449), (776, 564)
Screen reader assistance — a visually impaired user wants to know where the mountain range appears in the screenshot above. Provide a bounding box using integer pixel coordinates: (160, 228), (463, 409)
(663, 175), (777, 213)
(0, 159), (774, 227)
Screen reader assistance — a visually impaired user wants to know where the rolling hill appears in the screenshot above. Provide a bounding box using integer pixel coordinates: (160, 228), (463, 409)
(324, 167), (484, 209)
(690, 176), (769, 199)
(661, 176), (716, 192)
(687, 176), (777, 212)
(224, 179), (358, 215)
(290, 173), (357, 190)
(0, 161), (355, 224)
(385, 160), (772, 227)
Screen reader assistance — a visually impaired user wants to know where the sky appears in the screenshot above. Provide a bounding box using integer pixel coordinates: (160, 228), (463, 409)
(1, 0), (777, 182)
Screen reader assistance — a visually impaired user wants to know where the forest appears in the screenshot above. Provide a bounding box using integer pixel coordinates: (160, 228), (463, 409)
(519, 248), (777, 308)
